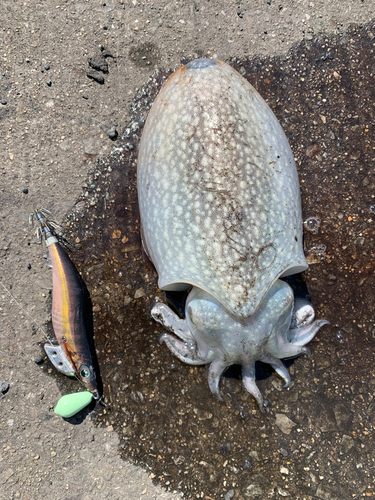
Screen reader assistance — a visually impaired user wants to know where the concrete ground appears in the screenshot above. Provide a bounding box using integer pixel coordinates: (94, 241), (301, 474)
(1, 1), (375, 499)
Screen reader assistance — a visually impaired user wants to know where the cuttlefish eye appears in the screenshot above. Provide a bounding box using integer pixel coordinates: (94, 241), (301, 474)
(79, 365), (91, 379)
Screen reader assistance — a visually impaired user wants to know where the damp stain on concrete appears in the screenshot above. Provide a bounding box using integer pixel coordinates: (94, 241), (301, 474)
(57, 24), (374, 500)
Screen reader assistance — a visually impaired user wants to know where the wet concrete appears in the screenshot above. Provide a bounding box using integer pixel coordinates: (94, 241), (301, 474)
(55, 24), (375, 499)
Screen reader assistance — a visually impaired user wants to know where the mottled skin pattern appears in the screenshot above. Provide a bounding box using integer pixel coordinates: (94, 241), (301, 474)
(137, 59), (328, 410)
(138, 59), (307, 317)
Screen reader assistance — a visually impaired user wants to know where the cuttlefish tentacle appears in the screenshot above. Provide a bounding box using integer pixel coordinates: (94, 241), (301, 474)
(158, 333), (214, 367)
(288, 319), (330, 346)
(242, 363), (267, 412)
(259, 354), (291, 388)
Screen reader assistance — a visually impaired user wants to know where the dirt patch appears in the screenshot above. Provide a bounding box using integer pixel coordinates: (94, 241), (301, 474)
(129, 42), (161, 68)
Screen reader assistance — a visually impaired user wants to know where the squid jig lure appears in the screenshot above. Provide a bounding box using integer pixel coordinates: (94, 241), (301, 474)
(31, 209), (102, 415)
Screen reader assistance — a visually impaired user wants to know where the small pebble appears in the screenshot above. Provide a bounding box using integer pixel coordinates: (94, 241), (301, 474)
(22, 187), (28, 194)
(46, 80), (52, 86)
(220, 443), (229, 455)
(1, 99), (7, 105)
(275, 413), (296, 435)
(25, 58), (30, 63)
(336, 331), (344, 343)
(243, 458), (253, 470)
(101, 49), (114, 58)
(134, 287), (145, 299)
(88, 55), (108, 73)
(26, 263), (31, 270)
(279, 447), (289, 457)
(105, 125), (117, 140)
(370, 205), (375, 214)
(169, 363), (178, 371)
(34, 355), (44, 364)
(224, 490), (235, 500)
(0, 381), (10, 394)
(44, 64), (50, 70)
(86, 68), (104, 84)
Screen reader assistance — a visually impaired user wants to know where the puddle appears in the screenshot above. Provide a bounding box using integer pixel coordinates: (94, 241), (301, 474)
(58, 24), (375, 499)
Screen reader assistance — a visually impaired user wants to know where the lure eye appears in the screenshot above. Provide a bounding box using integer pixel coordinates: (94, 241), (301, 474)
(79, 365), (91, 379)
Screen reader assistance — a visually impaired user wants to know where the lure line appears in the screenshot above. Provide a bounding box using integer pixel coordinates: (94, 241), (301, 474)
(0, 280), (53, 344)
(0, 279), (87, 390)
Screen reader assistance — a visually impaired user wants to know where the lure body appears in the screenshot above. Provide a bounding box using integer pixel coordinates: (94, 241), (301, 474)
(137, 59), (328, 411)
(33, 210), (99, 399)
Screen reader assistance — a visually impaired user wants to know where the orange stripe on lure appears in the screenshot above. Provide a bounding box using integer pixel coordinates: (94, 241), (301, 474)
(33, 209), (100, 400)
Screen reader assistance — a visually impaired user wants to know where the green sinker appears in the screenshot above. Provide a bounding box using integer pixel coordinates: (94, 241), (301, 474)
(54, 391), (93, 418)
